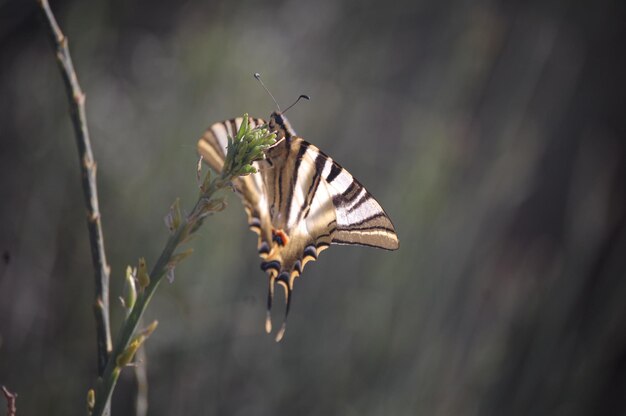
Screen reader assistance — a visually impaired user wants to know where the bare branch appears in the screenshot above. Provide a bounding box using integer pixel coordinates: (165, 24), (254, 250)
(1, 386), (17, 416)
(134, 345), (149, 416)
(36, 0), (112, 376)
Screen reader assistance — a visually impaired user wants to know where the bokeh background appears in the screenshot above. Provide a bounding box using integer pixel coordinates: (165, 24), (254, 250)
(1, 0), (625, 414)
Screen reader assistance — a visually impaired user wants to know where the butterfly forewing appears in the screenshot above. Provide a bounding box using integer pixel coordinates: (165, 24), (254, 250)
(299, 143), (399, 251)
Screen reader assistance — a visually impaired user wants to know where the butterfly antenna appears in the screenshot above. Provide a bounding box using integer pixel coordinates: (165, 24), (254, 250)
(266, 275), (276, 334)
(283, 94), (310, 115)
(274, 281), (292, 342)
(254, 73), (281, 112)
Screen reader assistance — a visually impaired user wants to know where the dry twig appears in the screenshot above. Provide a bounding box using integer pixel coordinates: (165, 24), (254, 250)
(134, 345), (148, 416)
(1, 386), (17, 416)
(37, 0), (113, 377)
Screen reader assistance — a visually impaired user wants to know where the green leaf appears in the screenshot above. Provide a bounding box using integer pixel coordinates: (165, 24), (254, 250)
(236, 114), (249, 141)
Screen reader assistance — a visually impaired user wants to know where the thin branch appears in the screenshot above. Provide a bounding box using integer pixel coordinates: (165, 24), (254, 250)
(134, 344), (148, 416)
(91, 118), (276, 416)
(92, 186), (224, 416)
(37, 0), (113, 377)
(1, 386), (17, 416)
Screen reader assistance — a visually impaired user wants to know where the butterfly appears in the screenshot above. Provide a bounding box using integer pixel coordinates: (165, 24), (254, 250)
(198, 110), (399, 341)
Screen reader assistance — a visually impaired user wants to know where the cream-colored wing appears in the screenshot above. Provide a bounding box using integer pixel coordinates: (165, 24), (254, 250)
(257, 132), (398, 341)
(197, 117), (273, 257)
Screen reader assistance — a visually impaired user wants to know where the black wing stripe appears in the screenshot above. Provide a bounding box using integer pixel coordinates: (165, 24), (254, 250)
(285, 141), (309, 226)
(276, 167), (283, 218)
(347, 193), (371, 213)
(326, 163), (342, 183)
(332, 180), (362, 206)
(314, 229), (337, 241)
(337, 225), (396, 233)
(331, 239), (396, 249)
(343, 181), (360, 200)
(342, 212), (387, 228)
(300, 151), (327, 221)
(313, 219), (338, 243)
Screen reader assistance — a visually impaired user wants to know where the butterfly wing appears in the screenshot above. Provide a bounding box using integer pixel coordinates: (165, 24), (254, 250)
(198, 114), (399, 341)
(264, 136), (398, 258)
(258, 135), (399, 339)
(197, 117), (273, 257)
(262, 137), (399, 255)
(318, 157), (399, 250)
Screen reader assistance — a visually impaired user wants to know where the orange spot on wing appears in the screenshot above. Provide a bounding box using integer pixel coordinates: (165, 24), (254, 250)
(272, 228), (289, 246)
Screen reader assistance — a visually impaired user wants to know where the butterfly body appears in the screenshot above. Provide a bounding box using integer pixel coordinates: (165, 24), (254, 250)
(198, 113), (398, 340)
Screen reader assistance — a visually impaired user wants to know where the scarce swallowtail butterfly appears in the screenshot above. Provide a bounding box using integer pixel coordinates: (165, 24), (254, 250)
(197, 79), (399, 341)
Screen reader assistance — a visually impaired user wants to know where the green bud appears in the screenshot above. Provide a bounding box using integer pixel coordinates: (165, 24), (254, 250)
(116, 337), (143, 368)
(124, 265), (137, 310)
(87, 389), (95, 413)
(115, 321), (158, 368)
(236, 114), (249, 141)
(139, 320), (159, 338)
(220, 114), (278, 179)
(137, 257), (150, 289)
(240, 164), (257, 175)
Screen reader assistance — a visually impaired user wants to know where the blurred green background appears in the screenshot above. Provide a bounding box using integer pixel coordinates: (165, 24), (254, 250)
(1, 0), (625, 414)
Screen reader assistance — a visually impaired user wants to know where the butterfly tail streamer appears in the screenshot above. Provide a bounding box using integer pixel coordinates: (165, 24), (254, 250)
(265, 275), (276, 333)
(274, 278), (293, 342)
(264, 273), (293, 342)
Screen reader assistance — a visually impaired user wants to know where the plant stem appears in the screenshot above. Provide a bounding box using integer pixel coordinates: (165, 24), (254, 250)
(134, 344), (148, 416)
(38, 3), (276, 414)
(37, 0), (113, 378)
(1, 386), (17, 416)
(91, 177), (230, 416)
